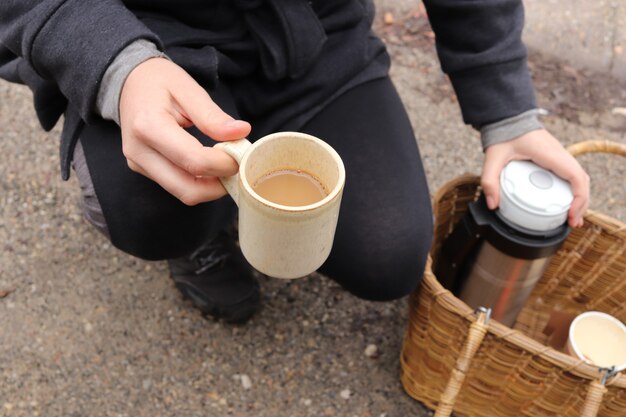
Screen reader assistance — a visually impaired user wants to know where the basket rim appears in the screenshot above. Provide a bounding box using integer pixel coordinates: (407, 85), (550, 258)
(427, 174), (626, 388)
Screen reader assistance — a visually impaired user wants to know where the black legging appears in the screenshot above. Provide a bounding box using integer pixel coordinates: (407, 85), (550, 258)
(79, 77), (433, 301)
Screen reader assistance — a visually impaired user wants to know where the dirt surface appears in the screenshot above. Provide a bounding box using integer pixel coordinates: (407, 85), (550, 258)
(1, 6), (625, 417)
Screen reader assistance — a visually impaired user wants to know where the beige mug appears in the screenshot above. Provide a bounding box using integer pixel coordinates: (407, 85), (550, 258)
(214, 132), (345, 279)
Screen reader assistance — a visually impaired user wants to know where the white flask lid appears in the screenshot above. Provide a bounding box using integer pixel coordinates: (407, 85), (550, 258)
(498, 160), (573, 232)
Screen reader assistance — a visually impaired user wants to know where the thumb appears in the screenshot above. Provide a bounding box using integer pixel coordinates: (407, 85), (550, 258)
(171, 76), (251, 141)
(481, 146), (512, 210)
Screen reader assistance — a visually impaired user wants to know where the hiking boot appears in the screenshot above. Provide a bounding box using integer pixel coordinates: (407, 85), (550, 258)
(168, 231), (260, 324)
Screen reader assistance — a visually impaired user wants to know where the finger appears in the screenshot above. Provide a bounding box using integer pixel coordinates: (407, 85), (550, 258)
(131, 114), (239, 178)
(170, 76), (251, 141)
(571, 179), (590, 228)
(569, 195), (588, 228)
(524, 150), (590, 227)
(129, 147), (228, 205)
(481, 147), (512, 209)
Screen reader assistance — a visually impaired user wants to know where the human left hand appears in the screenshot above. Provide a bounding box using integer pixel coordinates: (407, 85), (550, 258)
(481, 129), (590, 228)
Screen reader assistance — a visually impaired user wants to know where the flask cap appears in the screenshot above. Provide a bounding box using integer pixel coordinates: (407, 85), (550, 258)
(498, 160), (573, 233)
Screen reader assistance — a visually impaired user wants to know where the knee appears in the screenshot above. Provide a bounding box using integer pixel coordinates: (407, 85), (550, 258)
(106, 203), (210, 261)
(324, 219), (434, 301)
(353, 239), (431, 301)
(103, 194), (238, 261)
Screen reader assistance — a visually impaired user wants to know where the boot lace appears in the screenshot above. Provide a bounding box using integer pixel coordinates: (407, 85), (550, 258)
(189, 240), (231, 275)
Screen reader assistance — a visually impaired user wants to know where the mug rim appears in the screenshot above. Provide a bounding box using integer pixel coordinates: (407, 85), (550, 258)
(568, 310), (626, 371)
(238, 132), (346, 212)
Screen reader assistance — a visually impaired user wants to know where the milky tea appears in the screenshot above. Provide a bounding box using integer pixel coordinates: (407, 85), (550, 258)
(252, 169), (328, 207)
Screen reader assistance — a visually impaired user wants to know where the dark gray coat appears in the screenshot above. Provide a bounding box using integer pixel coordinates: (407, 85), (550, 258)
(0, 0), (536, 179)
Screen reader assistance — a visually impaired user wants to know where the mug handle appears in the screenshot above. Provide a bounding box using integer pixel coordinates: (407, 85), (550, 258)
(214, 138), (252, 206)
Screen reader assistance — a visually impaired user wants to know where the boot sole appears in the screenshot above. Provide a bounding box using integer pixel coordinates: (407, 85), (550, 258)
(175, 282), (261, 324)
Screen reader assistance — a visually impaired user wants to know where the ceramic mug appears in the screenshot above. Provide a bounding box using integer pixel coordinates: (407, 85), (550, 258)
(214, 132), (345, 279)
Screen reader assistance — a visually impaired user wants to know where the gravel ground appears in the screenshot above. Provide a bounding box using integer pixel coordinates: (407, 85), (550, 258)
(1, 6), (625, 417)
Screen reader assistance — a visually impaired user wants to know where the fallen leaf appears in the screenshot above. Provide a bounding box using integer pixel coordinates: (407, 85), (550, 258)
(383, 12), (394, 25)
(0, 288), (14, 298)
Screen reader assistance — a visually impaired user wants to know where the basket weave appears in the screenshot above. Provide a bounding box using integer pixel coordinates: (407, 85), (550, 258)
(400, 140), (626, 417)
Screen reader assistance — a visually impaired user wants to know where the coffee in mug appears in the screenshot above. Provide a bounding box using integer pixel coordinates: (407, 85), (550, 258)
(252, 169), (328, 207)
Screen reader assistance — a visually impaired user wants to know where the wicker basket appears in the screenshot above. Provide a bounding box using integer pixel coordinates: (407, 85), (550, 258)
(400, 140), (626, 417)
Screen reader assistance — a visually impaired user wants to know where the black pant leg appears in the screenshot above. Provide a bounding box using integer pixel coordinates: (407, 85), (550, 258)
(301, 77), (434, 301)
(79, 83), (239, 260)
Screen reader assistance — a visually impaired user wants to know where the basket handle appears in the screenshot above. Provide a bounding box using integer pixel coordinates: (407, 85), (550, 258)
(434, 309), (490, 417)
(580, 380), (608, 417)
(566, 140), (626, 157)
(580, 367), (618, 417)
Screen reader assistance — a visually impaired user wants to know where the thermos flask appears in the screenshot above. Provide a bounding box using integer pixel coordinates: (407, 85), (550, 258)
(435, 161), (574, 326)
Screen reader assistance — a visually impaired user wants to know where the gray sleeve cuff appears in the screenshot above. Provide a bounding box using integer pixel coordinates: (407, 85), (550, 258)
(96, 39), (167, 124)
(480, 109), (547, 151)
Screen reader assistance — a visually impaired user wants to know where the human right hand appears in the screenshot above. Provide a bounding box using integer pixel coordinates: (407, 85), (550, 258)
(481, 129), (590, 228)
(119, 57), (251, 205)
